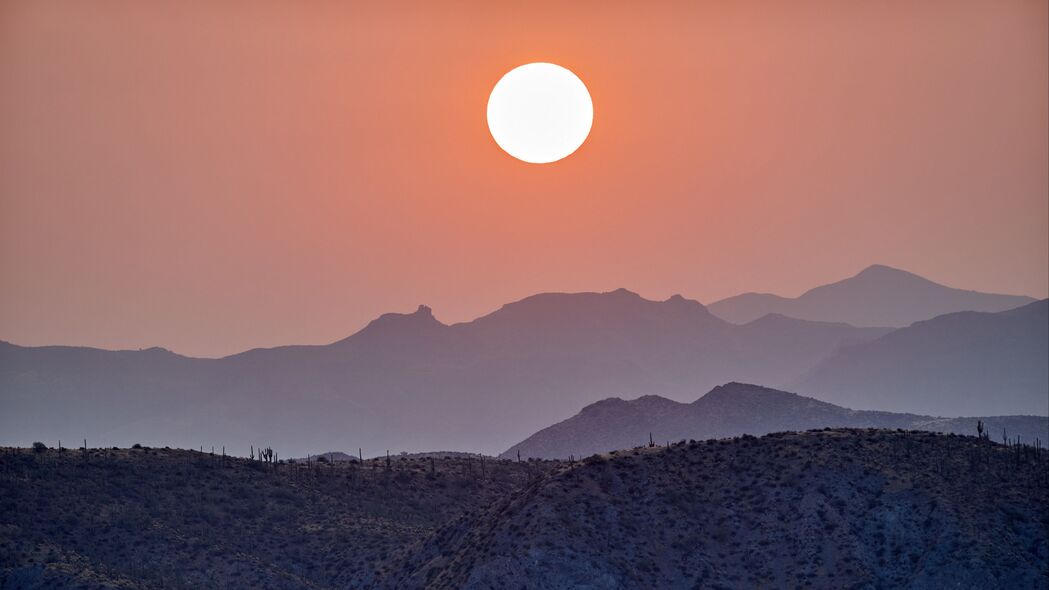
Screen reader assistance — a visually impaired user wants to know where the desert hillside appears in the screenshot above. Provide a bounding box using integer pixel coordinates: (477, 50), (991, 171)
(4, 432), (1046, 589)
(385, 429), (1049, 589)
(0, 446), (550, 589)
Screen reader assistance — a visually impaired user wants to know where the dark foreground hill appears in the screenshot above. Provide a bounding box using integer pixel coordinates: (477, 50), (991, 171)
(382, 430), (1049, 590)
(708, 264), (1035, 327)
(502, 382), (1049, 460)
(2, 432), (1046, 589)
(0, 447), (549, 589)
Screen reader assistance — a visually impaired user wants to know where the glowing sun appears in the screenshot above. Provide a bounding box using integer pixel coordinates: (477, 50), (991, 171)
(487, 63), (593, 164)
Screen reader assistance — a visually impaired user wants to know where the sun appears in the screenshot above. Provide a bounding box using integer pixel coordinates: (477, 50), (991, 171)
(486, 63), (594, 164)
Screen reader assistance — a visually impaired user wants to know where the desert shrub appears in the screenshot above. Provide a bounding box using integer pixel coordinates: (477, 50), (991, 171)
(32, 442), (47, 453)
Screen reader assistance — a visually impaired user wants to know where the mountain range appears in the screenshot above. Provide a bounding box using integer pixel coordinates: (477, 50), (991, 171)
(1, 265), (1044, 456)
(502, 382), (1049, 460)
(708, 264), (1035, 327)
(796, 299), (1049, 416)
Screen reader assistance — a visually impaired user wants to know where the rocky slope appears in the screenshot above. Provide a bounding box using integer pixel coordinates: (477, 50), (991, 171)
(384, 429), (1049, 589)
(4, 431), (1046, 589)
(502, 382), (1049, 460)
(0, 446), (550, 589)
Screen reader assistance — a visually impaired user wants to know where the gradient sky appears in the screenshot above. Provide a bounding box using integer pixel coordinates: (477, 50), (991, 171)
(1, 0), (1046, 357)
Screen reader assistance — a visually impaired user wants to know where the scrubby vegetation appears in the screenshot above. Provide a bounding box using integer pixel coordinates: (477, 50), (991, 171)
(0, 446), (550, 589)
(3, 430), (1046, 589)
(383, 429), (1049, 589)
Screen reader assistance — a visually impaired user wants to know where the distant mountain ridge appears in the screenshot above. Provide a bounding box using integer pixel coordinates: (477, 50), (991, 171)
(502, 382), (1049, 460)
(796, 298), (1049, 416)
(708, 264), (1035, 327)
(1, 267), (1043, 457)
(1, 290), (890, 457)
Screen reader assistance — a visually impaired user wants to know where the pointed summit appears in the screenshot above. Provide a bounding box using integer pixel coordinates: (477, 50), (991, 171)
(856, 263), (904, 276)
(365, 303), (440, 328)
(333, 304), (446, 348)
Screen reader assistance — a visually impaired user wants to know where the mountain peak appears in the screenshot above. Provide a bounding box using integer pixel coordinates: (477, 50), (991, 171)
(632, 394), (680, 407)
(580, 397), (630, 412)
(858, 263), (899, 274)
(334, 304), (445, 346)
(370, 303), (439, 325)
(665, 293), (705, 307)
(853, 264), (926, 282)
(699, 382), (787, 401)
(479, 288), (685, 322)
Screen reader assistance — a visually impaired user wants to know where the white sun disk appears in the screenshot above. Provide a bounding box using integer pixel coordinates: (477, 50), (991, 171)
(487, 63), (593, 164)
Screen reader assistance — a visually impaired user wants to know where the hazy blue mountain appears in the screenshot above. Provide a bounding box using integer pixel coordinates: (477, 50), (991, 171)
(501, 382), (1049, 459)
(708, 264), (1035, 327)
(0, 291), (886, 457)
(795, 299), (1049, 416)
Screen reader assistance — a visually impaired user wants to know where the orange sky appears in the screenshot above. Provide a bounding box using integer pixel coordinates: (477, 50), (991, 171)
(1, 0), (1047, 357)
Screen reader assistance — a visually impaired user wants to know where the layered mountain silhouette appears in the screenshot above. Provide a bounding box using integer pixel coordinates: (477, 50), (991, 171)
(708, 264), (1035, 327)
(1, 269), (1043, 457)
(796, 299), (1049, 416)
(502, 382), (1049, 460)
(0, 291), (887, 457)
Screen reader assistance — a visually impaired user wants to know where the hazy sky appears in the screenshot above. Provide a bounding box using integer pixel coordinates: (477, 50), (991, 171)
(1, 1), (1046, 357)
